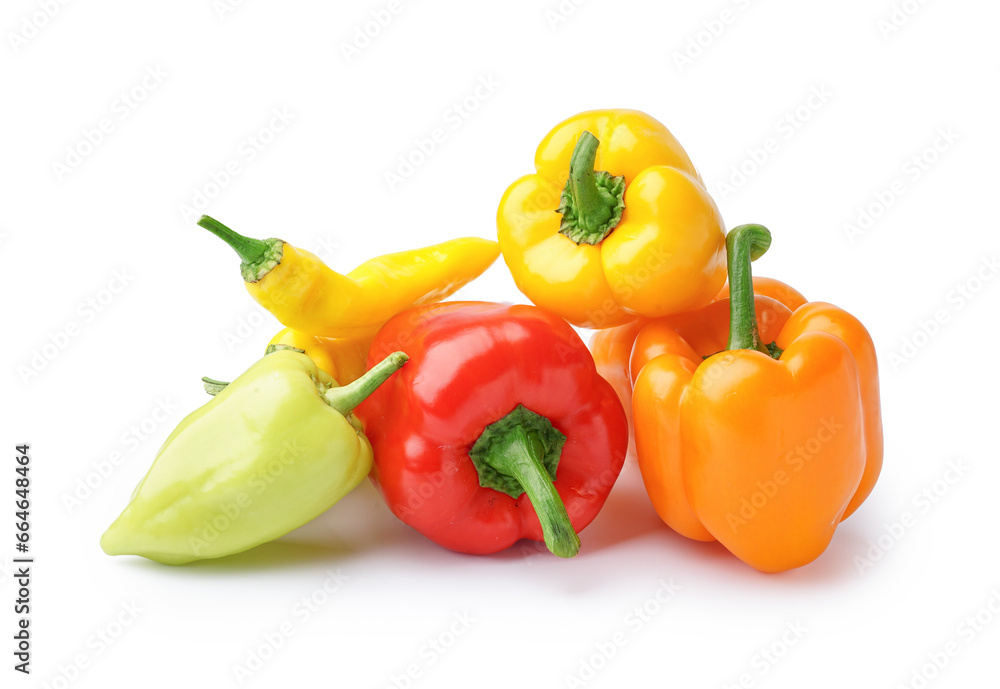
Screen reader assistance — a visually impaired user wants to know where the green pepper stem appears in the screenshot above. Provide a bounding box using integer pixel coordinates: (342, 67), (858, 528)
(198, 215), (269, 265)
(484, 427), (580, 558)
(265, 344), (305, 356)
(201, 377), (229, 396)
(202, 344), (307, 396)
(468, 405), (579, 558)
(198, 215), (285, 283)
(557, 132), (626, 245)
(725, 224), (772, 354)
(567, 133), (612, 231)
(323, 351), (408, 415)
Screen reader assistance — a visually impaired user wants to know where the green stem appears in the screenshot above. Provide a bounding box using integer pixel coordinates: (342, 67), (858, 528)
(557, 132), (626, 245)
(198, 215), (269, 264)
(265, 344), (305, 356)
(201, 377), (229, 396)
(725, 224), (773, 355)
(468, 405), (579, 558)
(567, 132), (612, 231)
(197, 215), (284, 283)
(202, 345), (306, 396)
(322, 351), (408, 415)
(491, 429), (579, 558)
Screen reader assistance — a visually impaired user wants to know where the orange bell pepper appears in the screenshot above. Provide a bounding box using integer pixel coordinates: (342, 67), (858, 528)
(715, 276), (807, 312)
(589, 318), (650, 436)
(589, 276), (806, 421)
(632, 224), (883, 572)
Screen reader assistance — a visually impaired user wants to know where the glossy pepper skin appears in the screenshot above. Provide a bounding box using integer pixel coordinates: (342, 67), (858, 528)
(356, 302), (628, 558)
(268, 327), (374, 384)
(630, 295), (796, 544)
(497, 109), (727, 328)
(198, 215), (501, 339)
(101, 349), (406, 565)
(588, 318), (650, 440)
(632, 225), (883, 572)
(715, 276), (807, 311)
(589, 277), (807, 422)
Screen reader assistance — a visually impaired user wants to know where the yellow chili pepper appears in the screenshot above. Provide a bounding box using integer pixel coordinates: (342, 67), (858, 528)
(497, 109), (726, 329)
(267, 327), (373, 384)
(198, 215), (500, 339)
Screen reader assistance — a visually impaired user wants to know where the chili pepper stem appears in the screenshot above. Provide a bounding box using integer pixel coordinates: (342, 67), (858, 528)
(557, 131), (626, 246)
(198, 215), (285, 282)
(198, 215), (269, 264)
(323, 351), (408, 415)
(725, 224), (774, 356)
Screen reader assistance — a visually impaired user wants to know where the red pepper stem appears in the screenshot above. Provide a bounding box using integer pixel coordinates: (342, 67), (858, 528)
(323, 351), (408, 415)
(725, 224), (773, 355)
(468, 405), (579, 558)
(487, 428), (580, 558)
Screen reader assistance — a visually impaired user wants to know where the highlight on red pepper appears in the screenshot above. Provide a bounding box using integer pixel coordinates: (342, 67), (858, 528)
(355, 302), (629, 558)
(631, 224), (883, 572)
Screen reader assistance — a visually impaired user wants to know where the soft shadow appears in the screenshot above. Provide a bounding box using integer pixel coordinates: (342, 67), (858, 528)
(766, 518), (871, 586)
(112, 539), (351, 577)
(680, 517), (874, 587)
(185, 540), (352, 572)
(577, 457), (872, 587)
(107, 462), (874, 586)
(578, 460), (666, 553)
(111, 482), (414, 575)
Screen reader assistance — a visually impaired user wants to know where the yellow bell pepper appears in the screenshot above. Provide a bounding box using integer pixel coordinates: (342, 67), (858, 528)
(496, 109), (727, 329)
(198, 215), (500, 339)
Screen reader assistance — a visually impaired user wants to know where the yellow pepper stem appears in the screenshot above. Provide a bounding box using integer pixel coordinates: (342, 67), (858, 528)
(557, 131), (626, 245)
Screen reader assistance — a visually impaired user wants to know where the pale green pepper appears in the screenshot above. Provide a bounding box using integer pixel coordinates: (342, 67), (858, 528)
(100, 348), (407, 565)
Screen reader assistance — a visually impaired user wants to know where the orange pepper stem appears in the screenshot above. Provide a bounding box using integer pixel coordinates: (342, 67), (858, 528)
(725, 224), (774, 355)
(557, 131), (626, 246)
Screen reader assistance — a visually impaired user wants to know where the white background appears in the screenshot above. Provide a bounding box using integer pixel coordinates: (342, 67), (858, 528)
(3, 0), (999, 687)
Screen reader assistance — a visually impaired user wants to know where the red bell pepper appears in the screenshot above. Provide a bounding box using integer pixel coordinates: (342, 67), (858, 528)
(356, 302), (628, 558)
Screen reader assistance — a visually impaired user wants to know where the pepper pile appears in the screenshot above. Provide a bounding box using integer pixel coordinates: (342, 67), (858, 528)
(102, 108), (882, 573)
